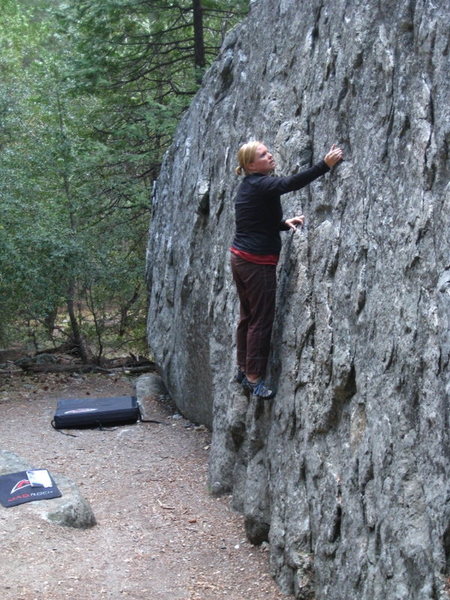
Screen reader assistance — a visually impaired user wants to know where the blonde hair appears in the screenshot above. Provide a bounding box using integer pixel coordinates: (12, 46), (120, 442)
(235, 141), (262, 176)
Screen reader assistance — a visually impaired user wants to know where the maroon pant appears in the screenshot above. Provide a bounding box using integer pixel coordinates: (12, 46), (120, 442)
(230, 254), (277, 378)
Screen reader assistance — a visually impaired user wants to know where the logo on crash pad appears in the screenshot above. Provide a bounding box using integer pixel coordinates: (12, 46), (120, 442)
(63, 408), (98, 414)
(10, 479), (32, 494)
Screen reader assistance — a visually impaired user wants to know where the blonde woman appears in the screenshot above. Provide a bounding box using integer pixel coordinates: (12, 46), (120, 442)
(231, 140), (343, 398)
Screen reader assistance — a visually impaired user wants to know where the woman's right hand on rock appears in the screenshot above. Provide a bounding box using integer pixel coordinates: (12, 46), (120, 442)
(324, 144), (343, 167)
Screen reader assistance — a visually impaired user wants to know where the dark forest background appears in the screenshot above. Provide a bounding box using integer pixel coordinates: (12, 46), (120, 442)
(0, 0), (247, 362)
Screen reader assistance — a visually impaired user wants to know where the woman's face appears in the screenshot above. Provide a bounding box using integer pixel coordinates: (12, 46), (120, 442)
(248, 144), (275, 174)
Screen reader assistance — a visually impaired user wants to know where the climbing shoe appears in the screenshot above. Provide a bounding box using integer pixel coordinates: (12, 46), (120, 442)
(235, 367), (246, 384)
(243, 378), (275, 399)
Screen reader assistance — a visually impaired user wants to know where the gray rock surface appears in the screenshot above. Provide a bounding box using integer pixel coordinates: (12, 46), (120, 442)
(135, 373), (172, 419)
(0, 450), (96, 529)
(146, 0), (450, 598)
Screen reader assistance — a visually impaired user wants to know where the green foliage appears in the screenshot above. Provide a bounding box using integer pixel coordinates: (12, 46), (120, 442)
(0, 0), (246, 357)
(58, 0), (247, 180)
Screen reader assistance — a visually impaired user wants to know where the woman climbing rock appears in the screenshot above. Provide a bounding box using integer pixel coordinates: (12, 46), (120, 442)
(230, 140), (343, 399)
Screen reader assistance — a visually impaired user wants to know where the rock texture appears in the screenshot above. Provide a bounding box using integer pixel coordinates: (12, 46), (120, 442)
(146, 0), (450, 598)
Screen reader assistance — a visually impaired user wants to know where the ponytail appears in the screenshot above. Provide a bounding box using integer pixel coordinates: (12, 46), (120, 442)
(235, 141), (261, 176)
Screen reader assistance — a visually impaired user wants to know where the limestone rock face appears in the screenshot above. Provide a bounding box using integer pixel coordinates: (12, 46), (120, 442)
(146, 0), (450, 598)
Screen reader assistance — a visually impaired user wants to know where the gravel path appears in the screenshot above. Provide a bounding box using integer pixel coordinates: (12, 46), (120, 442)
(0, 372), (292, 600)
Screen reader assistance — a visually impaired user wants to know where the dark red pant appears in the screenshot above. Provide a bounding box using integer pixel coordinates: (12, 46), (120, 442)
(230, 254), (277, 378)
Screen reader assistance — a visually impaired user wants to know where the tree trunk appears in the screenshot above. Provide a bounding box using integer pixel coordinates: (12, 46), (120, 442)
(67, 281), (90, 363)
(192, 0), (205, 83)
(44, 306), (58, 338)
(119, 286), (140, 337)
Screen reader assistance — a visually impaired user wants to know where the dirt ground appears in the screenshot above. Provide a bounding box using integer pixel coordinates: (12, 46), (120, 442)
(0, 372), (292, 600)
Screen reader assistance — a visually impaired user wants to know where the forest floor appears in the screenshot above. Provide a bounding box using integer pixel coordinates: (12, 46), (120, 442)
(0, 371), (292, 600)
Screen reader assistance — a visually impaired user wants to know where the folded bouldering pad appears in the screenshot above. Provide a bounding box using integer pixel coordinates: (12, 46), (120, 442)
(53, 396), (140, 429)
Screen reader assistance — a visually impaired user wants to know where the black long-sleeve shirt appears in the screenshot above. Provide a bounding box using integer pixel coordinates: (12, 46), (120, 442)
(232, 160), (330, 255)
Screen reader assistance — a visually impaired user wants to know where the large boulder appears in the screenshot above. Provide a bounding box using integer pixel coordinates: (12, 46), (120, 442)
(146, 0), (450, 598)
